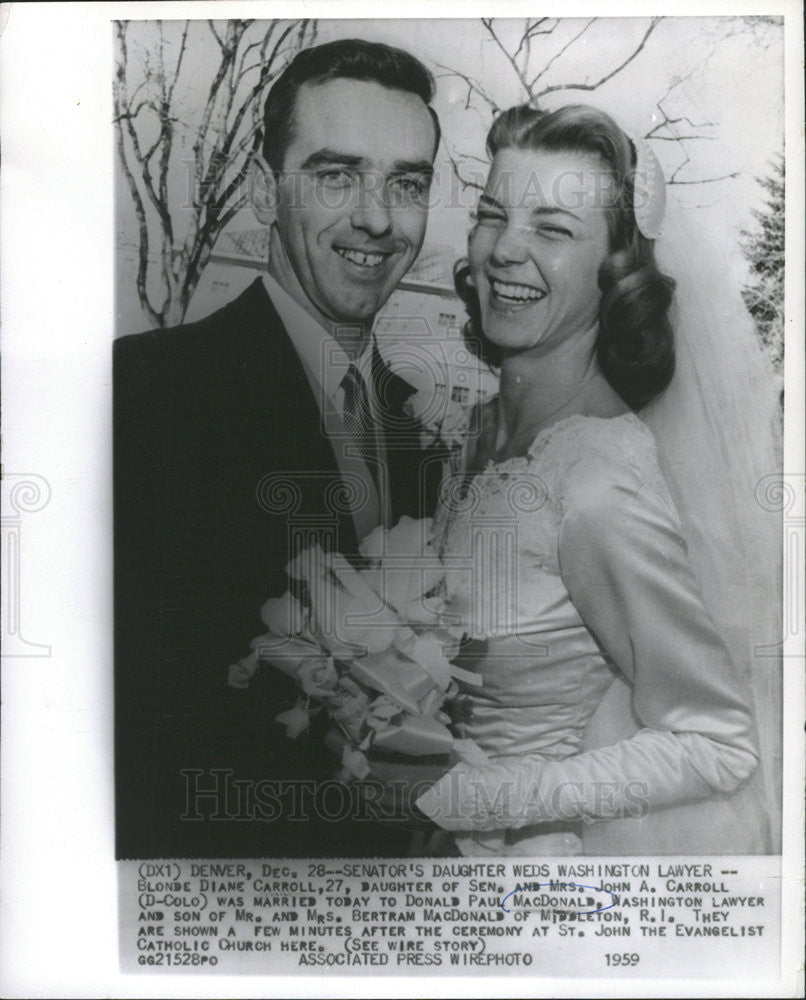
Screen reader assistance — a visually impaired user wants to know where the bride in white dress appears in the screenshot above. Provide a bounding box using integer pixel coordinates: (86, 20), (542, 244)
(411, 104), (781, 857)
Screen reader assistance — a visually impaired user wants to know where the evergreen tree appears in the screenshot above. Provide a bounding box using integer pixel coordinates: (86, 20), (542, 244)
(741, 155), (785, 373)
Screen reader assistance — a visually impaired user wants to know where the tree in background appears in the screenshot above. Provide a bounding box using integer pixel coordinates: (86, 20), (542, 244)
(114, 19), (317, 328)
(741, 156), (785, 375)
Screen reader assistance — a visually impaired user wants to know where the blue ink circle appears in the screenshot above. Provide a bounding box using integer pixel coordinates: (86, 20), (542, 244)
(500, 882), (619, 916)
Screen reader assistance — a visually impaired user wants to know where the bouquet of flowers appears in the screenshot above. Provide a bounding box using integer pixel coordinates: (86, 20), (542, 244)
(227, 516), (486, 781)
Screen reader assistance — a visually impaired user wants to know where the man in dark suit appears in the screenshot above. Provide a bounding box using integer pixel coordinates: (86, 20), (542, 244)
(115, 39), (444, 859)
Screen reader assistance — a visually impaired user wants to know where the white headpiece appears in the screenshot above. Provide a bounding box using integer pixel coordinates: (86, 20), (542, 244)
(631, 136), (667, 240)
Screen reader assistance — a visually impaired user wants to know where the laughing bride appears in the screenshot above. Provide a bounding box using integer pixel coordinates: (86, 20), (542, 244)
(405, 103), (781, 857)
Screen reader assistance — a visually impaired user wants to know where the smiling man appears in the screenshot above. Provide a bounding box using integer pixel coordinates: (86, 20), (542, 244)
(254, 73), (437, 335)
(114, 39), (444, 860)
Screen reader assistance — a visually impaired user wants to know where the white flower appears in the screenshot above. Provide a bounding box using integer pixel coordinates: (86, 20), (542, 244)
(357, 525), (386, 567)
(274, 701), (311, 739)
(338, 746), (371, 781)
(284, 542), (400, 657)
(357, 518), (446, 624)
(359, 515), (433, 564)
(327, 677), (371, 742)
(227, 651), (258, 689)
(418, 686), (445, 717)
(402, 367), (499, 452)
(260, 591), (309, 636)
(298, 656), (339, 698)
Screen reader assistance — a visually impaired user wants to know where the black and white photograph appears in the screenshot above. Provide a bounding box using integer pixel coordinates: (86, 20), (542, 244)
(1, 2), (803, 997)
(113, 14), (786, 859)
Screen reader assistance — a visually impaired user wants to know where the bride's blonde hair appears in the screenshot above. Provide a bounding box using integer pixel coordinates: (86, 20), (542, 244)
(456, 103), (676, 410)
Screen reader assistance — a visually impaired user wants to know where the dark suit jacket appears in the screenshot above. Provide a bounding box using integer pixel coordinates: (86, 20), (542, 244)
(114, 277), (443, 859)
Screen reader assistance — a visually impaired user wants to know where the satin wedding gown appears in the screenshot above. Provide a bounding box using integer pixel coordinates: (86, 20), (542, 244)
(416, 410), (768, 857)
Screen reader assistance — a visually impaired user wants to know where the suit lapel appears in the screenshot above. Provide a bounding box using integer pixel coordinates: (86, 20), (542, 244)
(235, 279), (444, 533)
(370, 344), (446, 524)
(231, 278), (360, 555)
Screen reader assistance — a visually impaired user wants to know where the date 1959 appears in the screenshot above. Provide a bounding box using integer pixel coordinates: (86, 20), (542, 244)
(605, 953), (640, 967)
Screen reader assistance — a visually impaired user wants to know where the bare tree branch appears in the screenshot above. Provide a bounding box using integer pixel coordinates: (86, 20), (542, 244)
(645, 72), (717, 140)
(434, 63), (500, 114)
(220, 19), (301, 162)
(535, 17), (662, 98)
(237, 21), (276, 83)
(207, 20), (225, 50)
(117, 63), (171, 235)
(441, 140), (485, 193)
(642, 69), (740, 186)
(115, 18), (315, 326)
(192, 22), (243, 208)
(155, 25), (176, 317)
(513, 18), (555, 62)
(651, 135), (717, 142)
(482, 18), (531, 98)
(668, 171), (740, 185)
(166, 21), (190, 106)
(529, 18), (597, 93)
(112, 98), (151, 125)
(439, 16), (745, 206)
(114, 21), (162, 327)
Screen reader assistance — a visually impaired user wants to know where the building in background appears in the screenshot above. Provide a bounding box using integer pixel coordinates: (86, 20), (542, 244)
(187, 228), (463, 333)
(204, 230), (496, 402)
(116, 228), (497, 402)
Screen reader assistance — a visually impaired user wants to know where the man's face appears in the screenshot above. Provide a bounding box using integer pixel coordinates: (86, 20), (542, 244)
(265, 77), (437, 327)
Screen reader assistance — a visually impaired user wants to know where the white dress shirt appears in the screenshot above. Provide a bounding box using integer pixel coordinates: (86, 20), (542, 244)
(261, 272), (391, 540)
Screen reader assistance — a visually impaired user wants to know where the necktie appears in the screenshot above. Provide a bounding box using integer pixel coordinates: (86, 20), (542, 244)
(341, 364), (379, 490)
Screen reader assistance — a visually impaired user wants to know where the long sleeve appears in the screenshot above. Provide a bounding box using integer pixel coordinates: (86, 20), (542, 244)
(417, 445), (760, 833)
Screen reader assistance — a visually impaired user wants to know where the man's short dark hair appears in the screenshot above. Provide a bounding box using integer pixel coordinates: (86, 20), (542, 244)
(260, 37), (440, 170)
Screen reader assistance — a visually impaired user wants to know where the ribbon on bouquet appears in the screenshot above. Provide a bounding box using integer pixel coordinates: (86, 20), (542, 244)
(249, 632), (322, 679)
(348, 653), (433, 715)
(395, 629), (483, 690)
(369, 710), (454, 757)
(394, 631), (453, 691)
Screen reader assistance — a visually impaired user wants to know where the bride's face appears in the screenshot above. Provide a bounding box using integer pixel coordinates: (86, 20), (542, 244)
(468, 147), (614, 355)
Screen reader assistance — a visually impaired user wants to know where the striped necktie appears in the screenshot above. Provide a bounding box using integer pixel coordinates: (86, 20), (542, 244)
(341, 363), (379, 489)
